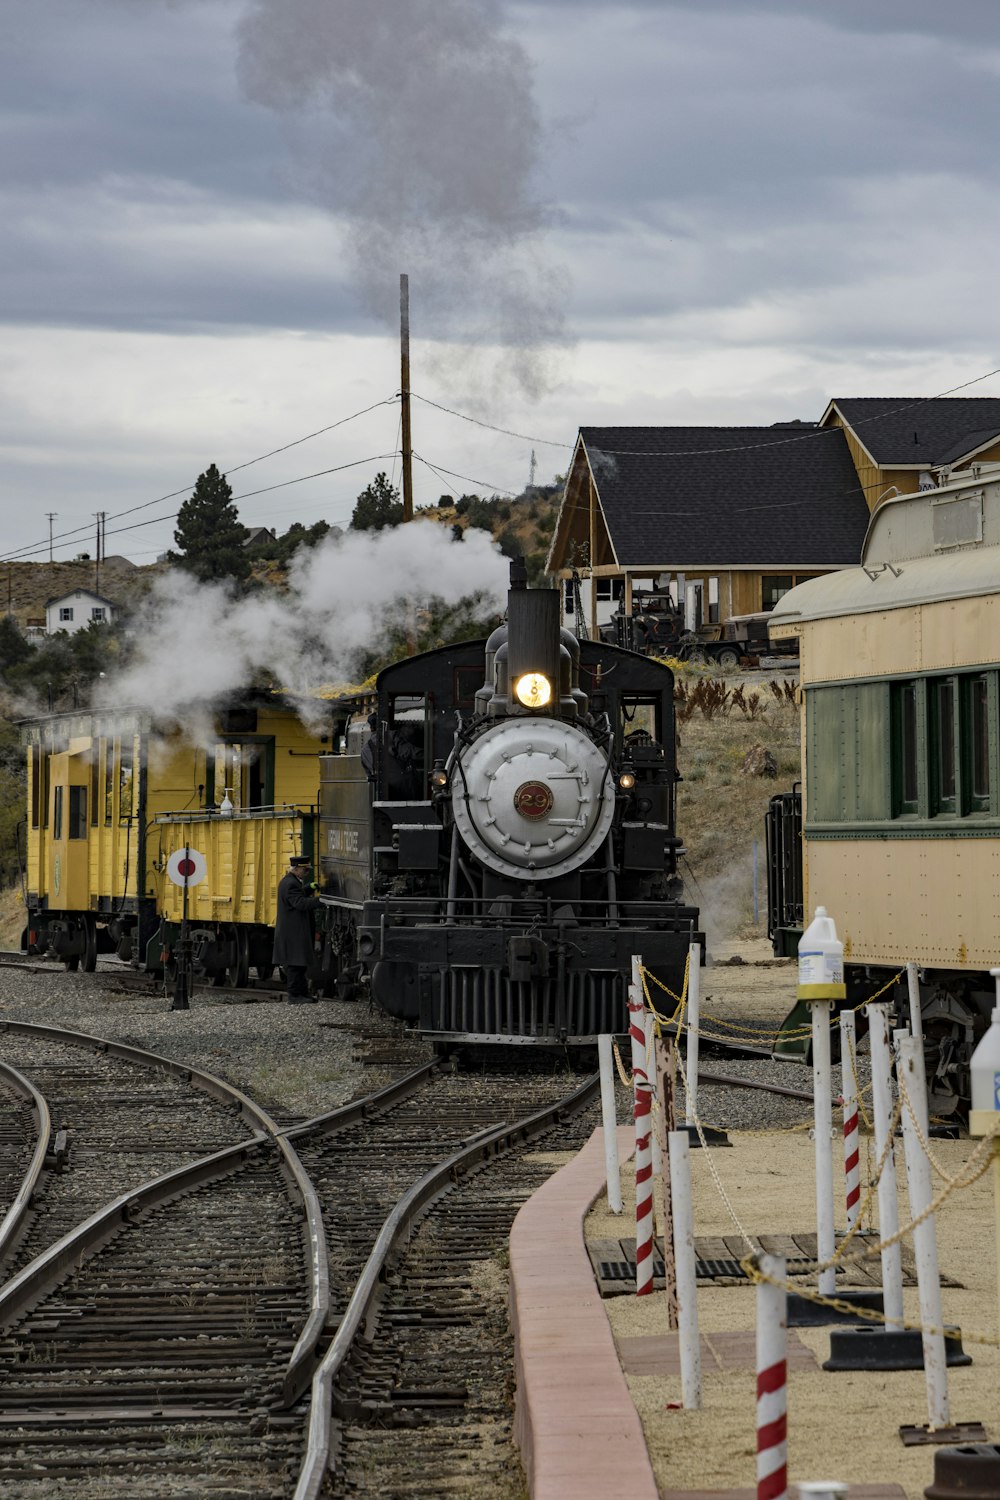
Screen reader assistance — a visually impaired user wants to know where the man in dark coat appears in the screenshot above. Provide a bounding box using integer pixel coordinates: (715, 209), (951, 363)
(273, 855), (321, 1004)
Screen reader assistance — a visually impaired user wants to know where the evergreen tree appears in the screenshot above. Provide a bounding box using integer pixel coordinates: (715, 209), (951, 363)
(349, 472), (403, 532)
(173, 464), (250, 583)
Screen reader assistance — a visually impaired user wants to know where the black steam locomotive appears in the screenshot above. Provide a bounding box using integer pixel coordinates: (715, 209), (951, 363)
(316, 562), (700, 1044)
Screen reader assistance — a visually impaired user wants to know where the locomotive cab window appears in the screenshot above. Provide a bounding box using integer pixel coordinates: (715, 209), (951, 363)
(386, 695), (427, 798)
(620, 696), (663, 756)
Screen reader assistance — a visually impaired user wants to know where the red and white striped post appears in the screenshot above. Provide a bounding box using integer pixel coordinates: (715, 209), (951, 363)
(839, 1011), (861, 1230)
(756, 1252), (788, 1500)
(630, 954), (654, 1296)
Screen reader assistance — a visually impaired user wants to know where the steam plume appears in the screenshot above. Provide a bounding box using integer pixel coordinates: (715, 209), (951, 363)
(235, 0), (567, 395)
(99, 524), (509, 733)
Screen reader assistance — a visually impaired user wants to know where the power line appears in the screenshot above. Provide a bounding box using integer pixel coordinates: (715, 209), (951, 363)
(0, 395), (400, 565)
(413, 453), (519, 498)
(410, 392), (572, 448)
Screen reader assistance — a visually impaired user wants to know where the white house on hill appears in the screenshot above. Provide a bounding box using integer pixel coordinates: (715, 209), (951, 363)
(45, 590), (119, 635)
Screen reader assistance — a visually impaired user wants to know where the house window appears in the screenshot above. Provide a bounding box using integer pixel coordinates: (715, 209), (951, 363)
(708, 576), (720, 624)
(761, 574), (821, 611)
(594, 579), (624, 603)
(91, 607), (106, 621)
(563, 580), (574, 616)
(59, 607), (74, 622)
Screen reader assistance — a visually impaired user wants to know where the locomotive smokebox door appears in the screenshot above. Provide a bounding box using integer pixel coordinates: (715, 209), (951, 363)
(507, 935), (549, 981)
(397, 824), (439, 870)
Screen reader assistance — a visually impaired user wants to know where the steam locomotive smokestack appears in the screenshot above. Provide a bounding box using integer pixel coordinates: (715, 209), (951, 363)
(507, 560), (559, 701)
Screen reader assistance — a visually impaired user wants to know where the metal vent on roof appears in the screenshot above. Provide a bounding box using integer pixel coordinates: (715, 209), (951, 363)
(931, 490), (983, 551)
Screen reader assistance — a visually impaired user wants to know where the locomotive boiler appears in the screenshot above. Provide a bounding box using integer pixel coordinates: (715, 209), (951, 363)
(318, 560), (700, 1044)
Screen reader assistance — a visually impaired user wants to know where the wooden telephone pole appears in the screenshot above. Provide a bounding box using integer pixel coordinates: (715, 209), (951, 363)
(400, 273), (414, 522)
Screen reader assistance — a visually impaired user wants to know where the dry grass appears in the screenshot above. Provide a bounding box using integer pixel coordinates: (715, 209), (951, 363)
(674, 671), (800, 951)
(0, 883), (25, 950)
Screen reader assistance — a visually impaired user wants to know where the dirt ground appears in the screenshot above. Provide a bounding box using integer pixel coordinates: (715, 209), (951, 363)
(585, 948), (1000, 1499)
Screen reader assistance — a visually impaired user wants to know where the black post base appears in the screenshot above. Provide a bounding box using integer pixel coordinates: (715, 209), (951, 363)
(825, 1324), (971, 1371)
(787, 1287), (883, 1327)
(683, 1122), (731, 1148)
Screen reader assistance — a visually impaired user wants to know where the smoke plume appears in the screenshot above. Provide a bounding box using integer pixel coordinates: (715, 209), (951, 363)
(98, 523), (509, 734)
(235, 0), (567, 395)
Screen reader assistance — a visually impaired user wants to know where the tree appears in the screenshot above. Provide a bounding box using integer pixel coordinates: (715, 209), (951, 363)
(172, 464), (250, 583)
(349, 473), (403, 532)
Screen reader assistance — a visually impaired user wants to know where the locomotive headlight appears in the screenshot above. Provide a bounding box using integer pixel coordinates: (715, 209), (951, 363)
(514, 671), (552, 709)
(430, 760), (449, 790)
(618, 765), (636, 791)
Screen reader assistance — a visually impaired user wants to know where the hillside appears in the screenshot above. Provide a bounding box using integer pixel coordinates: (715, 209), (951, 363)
(2, 557), (163, 625)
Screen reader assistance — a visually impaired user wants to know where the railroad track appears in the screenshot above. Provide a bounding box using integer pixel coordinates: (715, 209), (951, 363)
(288, 1066), (602, 1500)
(0, 1024), (601, 1497)
(0, 1023), (320, 1496)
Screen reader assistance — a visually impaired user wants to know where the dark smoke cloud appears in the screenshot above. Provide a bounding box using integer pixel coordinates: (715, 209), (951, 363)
(235, 0), (568, 396)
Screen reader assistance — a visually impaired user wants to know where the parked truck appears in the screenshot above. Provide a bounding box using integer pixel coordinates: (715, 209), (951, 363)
(600, 597), (798, 669)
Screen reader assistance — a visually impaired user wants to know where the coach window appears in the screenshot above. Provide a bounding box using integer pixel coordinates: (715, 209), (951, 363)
(929, 677), (957, 816)
(119, 744), (134, 823)
(53, 785), (63, 840)
(891, 681), (918, 816)
(963, 674), (991, 814)
(105, 741), (115, 825)
(30, 745), (40, 828)
(69, 787), (88, 839)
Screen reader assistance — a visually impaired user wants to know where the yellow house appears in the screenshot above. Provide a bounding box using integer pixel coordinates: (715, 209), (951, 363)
(819, 396), (1000, 513)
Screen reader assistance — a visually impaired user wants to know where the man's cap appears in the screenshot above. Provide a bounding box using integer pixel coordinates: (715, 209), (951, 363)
(289, 856), (312, 867)
(367, 712), (378, 728)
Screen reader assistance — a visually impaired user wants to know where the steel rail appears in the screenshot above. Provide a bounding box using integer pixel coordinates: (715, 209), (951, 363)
(278, 1060), (441, 1407)
(0, 1020), (329, 1394)
(293, 1070), (601, 1500)
(0, 1133), (266, 1331)
(0, 1061), (52, 1262)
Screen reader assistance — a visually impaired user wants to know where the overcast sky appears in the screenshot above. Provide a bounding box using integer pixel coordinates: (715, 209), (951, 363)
(4, 0), (1000, 566)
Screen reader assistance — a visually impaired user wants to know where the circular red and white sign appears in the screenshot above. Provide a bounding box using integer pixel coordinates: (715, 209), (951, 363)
(513, 780), (554, 820)
(166, 847), (208, 888)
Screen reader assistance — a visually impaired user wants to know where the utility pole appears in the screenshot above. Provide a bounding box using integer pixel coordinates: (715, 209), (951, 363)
(399, 273), (414, 523)
(93, 511), (105, 597)
(46, 513), (57, 562)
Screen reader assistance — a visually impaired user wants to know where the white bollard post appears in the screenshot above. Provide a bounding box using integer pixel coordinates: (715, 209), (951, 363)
(906, 960), (924, 1046)
(598, 1035), (623, 1214)
(864, 1002), (904, 1331)
(839, 1010), (861, 1230)
(810, 1000), (837, 1298)
(898, 1035), (949, 1429)
(755, 1253), (788, 1500)
(668, 1130), (701, 1409)
(629, 956), (654, 1295)
(685, 941), (700, 1129)
(645, 1011), (663, 1186)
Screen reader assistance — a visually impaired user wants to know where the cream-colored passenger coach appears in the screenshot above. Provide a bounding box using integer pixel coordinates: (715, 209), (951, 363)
(767, 470), (1000, 1113)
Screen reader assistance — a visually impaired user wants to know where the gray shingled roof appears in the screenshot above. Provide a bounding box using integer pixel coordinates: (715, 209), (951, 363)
(579, 425), (869, 567)
(830, 398), (1000, 466)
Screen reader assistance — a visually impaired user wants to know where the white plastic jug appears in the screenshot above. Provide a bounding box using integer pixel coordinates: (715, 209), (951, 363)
(798, 905), (845, 1000)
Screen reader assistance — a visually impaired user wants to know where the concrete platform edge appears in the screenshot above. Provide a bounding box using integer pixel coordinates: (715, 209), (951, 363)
(509, 1124), (658, 1500)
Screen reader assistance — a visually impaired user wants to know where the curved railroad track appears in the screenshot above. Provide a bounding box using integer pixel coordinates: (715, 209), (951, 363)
(0, 1022), (322, 1497)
